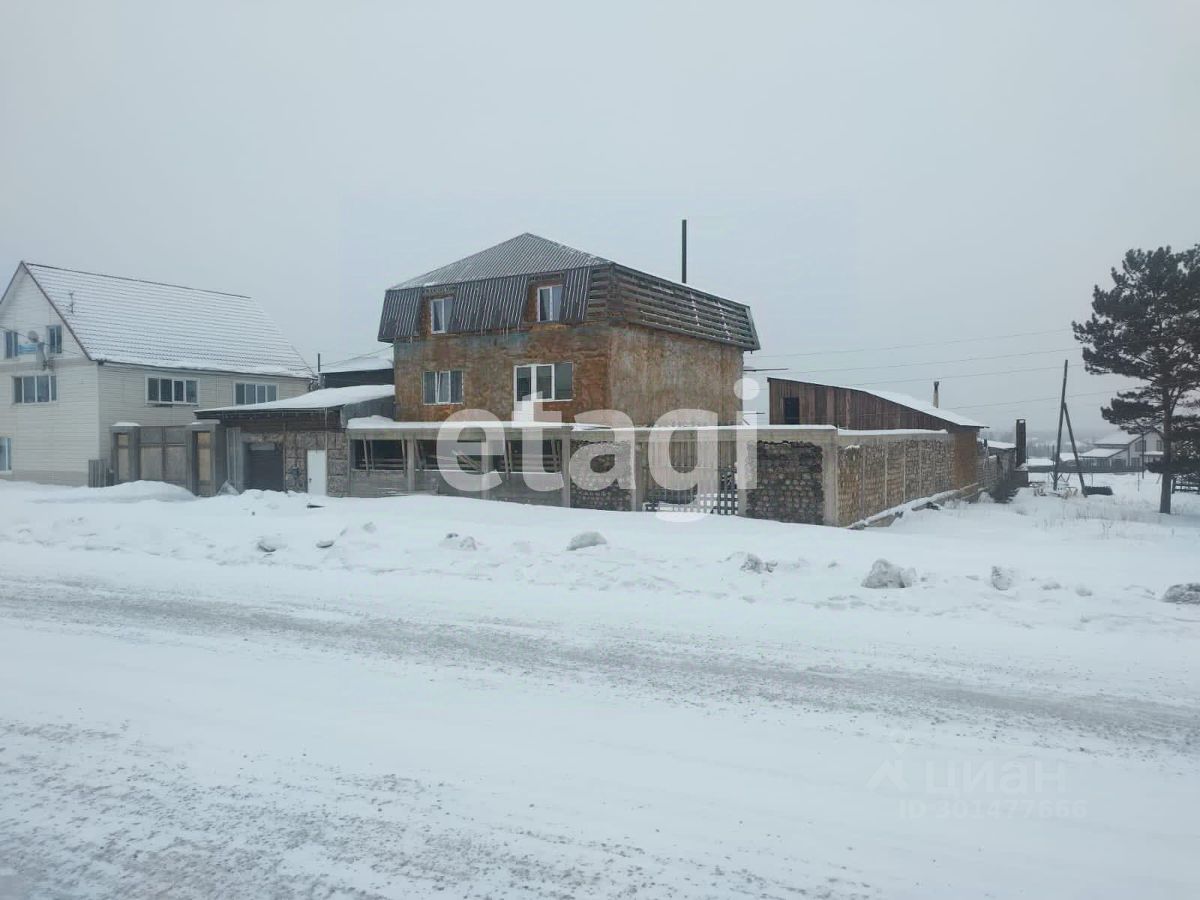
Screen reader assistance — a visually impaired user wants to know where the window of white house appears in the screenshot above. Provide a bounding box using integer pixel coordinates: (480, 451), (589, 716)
(0, 437), (11, 473)
(430, 296), (451, 334)
(514, 362), (573, 402)
(536, 284), (563, 322)
(147, 377), (198, 405)
(235, 383), (278, 405)
(422, 369), (464, 404)
(4, 330), (19, 358)
(47, 325), (63, 355)
(13, 374), (57, 404)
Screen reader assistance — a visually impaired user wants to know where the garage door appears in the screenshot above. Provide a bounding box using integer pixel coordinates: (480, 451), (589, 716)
(246, 442), (285, 492)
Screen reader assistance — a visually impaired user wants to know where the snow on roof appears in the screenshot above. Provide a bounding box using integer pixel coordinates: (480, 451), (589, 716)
(204, 385), (393, 414)
(790, 380), (988, 428)
(23, 263), (312, 377)
(1094, 430), (1141, 447)
(985, 440), (1017, 451)
(1081, 447), (1123, 459)
(320, 348), (393, 374)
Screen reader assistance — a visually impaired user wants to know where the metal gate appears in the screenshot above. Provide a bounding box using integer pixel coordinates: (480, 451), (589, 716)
(640, 431), (739, 515)
(246, 442), (285, 492)
(138, 426), (188, 487)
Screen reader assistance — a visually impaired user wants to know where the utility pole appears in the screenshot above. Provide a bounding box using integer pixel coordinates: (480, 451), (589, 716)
(681, 219), (687, 284)
(1062, 403), (1088, 495)
(1051, 360), (1068, 490)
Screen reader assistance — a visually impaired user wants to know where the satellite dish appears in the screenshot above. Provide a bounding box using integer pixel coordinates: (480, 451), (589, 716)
(26, 330), (40, 343)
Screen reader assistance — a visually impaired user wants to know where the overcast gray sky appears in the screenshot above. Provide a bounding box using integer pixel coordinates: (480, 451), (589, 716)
(2, 0), (1197, 434)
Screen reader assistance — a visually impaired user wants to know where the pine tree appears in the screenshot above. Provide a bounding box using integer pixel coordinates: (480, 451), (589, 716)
(1072, 245), (1200, 514)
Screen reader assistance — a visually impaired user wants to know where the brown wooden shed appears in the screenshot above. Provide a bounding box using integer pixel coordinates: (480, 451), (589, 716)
(768, 378), (987, 489)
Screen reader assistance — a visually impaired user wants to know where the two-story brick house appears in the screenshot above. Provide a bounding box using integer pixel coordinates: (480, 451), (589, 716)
(377, 233), (759, 426)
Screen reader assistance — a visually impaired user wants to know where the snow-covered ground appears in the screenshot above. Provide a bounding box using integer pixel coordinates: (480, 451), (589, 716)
(1, 474), (1197, 898)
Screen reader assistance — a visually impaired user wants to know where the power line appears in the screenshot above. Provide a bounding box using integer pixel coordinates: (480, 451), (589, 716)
(776, 346), (1080, 377)
(953, 389), (1125, 411)
(845, 364), (1069, 388)
(754, 327), (1070, 360)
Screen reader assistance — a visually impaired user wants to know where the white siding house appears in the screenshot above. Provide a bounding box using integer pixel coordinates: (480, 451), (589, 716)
(0, 263), (311, 486)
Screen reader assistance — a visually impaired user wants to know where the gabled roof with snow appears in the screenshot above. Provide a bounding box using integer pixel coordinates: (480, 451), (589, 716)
(1094, 430), (1143, 447)
(200, 384), (393, 415)
(1081, 446), (1123, 459)
(19, 263), (312, 377)
(390, 233), (610, 290)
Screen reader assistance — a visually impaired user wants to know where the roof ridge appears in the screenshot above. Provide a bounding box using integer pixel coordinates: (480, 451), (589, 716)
(23, 261), (251, 299)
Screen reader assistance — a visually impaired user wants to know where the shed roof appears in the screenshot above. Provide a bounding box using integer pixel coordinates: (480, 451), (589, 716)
(774, 378), (988, 429)
(320, 347), (393, 374)
(199, 384), (393, 415)
(19, 263), (311, 377)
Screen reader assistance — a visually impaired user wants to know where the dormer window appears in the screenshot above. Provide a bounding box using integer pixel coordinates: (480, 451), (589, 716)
(537, 285), (563, 322)
(430, 296), (450, 334)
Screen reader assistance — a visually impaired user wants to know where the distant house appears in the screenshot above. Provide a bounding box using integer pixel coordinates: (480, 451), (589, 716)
(377, 233), (759, 426)
(767, 378), (988, 488)
(1091, 429), (1155, 469)
(0, 262), (311, 487)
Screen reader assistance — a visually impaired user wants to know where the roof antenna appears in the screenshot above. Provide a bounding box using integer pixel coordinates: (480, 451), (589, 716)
(681, 218), (688, 284)
(68, 291), (76, 314)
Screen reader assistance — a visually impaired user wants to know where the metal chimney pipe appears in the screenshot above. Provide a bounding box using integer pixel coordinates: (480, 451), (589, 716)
(681, 219), (688, 284)
(933, 380), (940, 408)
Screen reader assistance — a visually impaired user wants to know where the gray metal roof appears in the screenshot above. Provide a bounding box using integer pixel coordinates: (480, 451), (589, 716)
(391, 233), (610, 289)
(378, 234), (759, 350)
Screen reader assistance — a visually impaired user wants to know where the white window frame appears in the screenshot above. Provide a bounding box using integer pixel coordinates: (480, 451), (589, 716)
(146, 376), (198, 406)
(0, 436), (11, 473)
(430, 296), (450, 334)
(536, 284), (564, 322)
(421, 369), (464, 405)
(13, 374), (58, 404)
(235, 382), (278, 405)
(513, 362), (573, 402)
(47, 324), (63, 356)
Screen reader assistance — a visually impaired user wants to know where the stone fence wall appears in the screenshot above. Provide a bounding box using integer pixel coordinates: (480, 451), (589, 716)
(342, 424), (959, 528)
(833, 431), (955, 526)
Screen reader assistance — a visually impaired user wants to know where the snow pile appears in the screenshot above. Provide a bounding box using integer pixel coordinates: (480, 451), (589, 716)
(861, 558), (915, 589)
(566, 531), (607, 551)
(35, 481), (196, 504)
(990, 565), (1016, 591)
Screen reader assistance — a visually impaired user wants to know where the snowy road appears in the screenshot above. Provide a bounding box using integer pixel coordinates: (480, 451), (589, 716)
(1, 480), (1199, 897)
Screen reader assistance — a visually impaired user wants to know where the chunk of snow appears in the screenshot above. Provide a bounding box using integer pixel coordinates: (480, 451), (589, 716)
(567, 531), (607, 551)
(738, 553), (776, 574)
(1162, 583), (1200, 605)
(991, 566), (1016, 591)
(441, 533), (478, 551)
(256, 537), (281, 553)
(861, 559), (915, 589)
